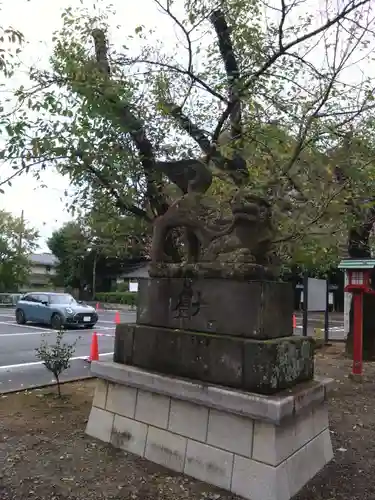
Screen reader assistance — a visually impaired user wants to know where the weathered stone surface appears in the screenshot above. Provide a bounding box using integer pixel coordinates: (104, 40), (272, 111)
(86, 407), (114, 443)
(91, 362), (330, 424)
(111, 414), (148, 456)
(137, 278), (293, 339)
(185, 439), (234, 490)
(145, 426), (187, 473)
(207, 409), (254, 457)
(135, 390), (170, 428)
(231, 454), (289, 500)
(85, 374), (333, 500)
(92, 379), (108, 409)
(106, 382), (137, 418)
(114, 324), (314, 394)
(168, 399), (209, 441)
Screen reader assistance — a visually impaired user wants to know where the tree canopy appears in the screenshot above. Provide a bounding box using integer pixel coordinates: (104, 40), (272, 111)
(0, 209), (38, 291)
(47, 204), (149, 294)
(2, 0), (375, 270)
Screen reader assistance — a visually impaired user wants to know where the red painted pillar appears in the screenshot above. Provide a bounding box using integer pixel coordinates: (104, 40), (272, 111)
(352, 292), (363, 376)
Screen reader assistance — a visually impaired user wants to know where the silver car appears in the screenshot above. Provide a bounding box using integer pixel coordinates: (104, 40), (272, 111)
(15, 292), (98, 330)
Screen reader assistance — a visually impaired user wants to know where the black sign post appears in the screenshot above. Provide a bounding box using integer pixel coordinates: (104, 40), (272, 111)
(324, 280), (330, 343)
(302, 272), (308, 337)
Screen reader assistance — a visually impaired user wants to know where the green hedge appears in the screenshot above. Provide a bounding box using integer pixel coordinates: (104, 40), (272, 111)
(95, 292), (137, 306)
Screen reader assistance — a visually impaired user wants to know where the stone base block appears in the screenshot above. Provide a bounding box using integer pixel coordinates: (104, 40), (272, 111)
(137, 277), (293, 339)
(86, 362), (333, 500)
(114, 323), (314, 394)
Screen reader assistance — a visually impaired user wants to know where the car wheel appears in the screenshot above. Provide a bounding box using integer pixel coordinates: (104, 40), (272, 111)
(51, 313), (64, 330)
(15, 309), (26, 324)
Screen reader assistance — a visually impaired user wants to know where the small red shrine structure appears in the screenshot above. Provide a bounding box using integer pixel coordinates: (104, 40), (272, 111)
(338, 258), (375, 378)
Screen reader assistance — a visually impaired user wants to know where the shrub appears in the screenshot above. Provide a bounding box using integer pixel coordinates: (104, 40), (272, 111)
(116, 281), (129, 292)
(95, 291), (137, 307)
(35, 329), (78, 397)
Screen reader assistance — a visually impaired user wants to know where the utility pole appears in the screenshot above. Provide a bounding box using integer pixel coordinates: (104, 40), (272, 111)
(17, 209), (24, 256)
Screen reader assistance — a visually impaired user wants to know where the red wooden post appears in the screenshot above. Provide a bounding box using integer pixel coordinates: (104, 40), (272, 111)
(352, 292), (363, 376)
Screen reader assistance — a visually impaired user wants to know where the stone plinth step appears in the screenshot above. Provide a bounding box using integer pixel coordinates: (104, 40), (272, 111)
(114, 323), (314, 395)
(86, 362), (333, 500)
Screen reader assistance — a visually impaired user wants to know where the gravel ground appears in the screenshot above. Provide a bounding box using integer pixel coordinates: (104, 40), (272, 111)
(1, 344), (374, 500)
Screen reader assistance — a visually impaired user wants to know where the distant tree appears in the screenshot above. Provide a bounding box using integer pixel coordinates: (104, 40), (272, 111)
(47, 221), (88, 290)
(47, 206), (149, 295)
(0, 210), (38, 291)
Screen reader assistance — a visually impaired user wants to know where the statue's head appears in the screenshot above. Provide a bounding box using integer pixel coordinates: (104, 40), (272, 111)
(230, 189), (272, 224)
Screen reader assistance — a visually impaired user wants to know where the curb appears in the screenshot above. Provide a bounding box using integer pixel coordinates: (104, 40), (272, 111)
(0, 375), (96, 395)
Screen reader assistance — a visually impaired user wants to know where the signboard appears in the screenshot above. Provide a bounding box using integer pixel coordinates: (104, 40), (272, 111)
(307, 278), (327, 312)
(300, 291), (333, 305)
(129, 281), (138, 293)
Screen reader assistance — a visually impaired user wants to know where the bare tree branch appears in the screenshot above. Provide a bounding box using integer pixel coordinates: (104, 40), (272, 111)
(116, 56), (227, 103)
(76, 150), (152, 222)
(154, 0), (194, 107)
(91, 29), (168, 217)
(213, 0), (371, 141)
(164, 102), (247, 185)
(210, 9), (242, 141)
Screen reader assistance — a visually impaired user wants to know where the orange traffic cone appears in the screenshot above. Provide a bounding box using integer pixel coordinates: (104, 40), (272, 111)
(292, 313), (297, 329)
(114, 311), (121, 325)
(88, 332), (99, 362)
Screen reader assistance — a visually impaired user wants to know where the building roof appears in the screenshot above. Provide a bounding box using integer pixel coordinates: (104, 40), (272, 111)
(29, 253), (59, 266)
(119, 261), (150, 279)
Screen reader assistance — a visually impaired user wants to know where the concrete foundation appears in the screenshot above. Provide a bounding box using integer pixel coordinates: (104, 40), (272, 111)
(86, 362), (333, 500)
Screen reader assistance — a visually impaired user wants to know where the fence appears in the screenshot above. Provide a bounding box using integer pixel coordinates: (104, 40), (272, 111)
(0, 293), (22, 307)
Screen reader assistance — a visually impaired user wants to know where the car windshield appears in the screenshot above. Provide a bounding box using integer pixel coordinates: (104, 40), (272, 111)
(48, 294), (77, 305)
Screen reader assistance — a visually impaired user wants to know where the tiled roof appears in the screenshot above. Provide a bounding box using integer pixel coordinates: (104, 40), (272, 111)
(29, 253), (59, 266)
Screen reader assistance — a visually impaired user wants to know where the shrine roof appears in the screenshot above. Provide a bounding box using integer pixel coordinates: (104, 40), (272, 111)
(338, 258), (375, 269)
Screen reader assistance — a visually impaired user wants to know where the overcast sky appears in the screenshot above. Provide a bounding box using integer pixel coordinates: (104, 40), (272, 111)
(0, 0), (167, 251)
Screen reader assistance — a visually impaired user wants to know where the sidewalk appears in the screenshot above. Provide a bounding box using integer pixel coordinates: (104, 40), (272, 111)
(87, 302), (136, 312)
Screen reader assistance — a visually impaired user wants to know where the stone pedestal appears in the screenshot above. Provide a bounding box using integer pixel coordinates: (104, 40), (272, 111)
(137, 277), (293, 338)
(114, 278), (314, 395)
(88, 275), (332, 497)
(86, 362), (333, 500)
(115, 324), (314, 394)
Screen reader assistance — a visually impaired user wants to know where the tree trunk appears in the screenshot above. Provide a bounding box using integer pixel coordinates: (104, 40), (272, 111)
(56, 374), (61, 398)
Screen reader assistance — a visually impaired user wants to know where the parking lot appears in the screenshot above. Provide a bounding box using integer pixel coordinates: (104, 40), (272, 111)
(0, 307), (136, 393)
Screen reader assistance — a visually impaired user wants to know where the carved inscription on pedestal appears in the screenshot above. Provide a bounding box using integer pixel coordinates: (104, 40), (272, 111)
(172, 278), (201, 321)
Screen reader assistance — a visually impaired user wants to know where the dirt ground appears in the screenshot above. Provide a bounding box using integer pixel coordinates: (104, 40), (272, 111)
(1, 344), (375, 500)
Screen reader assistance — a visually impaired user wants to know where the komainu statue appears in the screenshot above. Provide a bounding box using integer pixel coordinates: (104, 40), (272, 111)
(150, 160), (275, 279)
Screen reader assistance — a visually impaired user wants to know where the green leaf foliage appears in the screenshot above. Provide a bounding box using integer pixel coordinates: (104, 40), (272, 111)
(47, 204), (150, 293)
(2, 0), (375, 272)
(35, 329), (78, 397)
(0, 210), (38, 291)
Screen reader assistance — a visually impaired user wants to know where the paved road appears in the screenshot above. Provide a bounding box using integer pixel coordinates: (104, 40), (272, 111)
(294, 312), (345, 341)
(0, 307), (345, 393)
(0, 308), (136, 393)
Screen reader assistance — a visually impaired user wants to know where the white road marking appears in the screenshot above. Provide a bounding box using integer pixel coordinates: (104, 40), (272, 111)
(98, 319), (120, 324)
(0, 328), (115, 336)
(0, 321), (52, 331)
(0, 320), (115, 333)
(0, 352), (114, 371)
(295, 325), (344, 331)
(0, 332), (47, 337)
